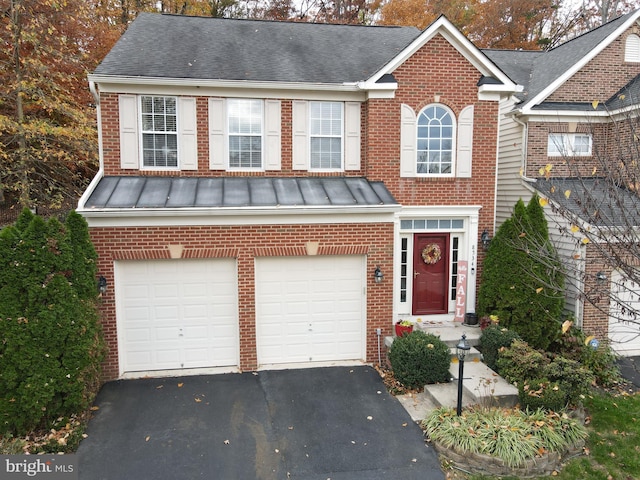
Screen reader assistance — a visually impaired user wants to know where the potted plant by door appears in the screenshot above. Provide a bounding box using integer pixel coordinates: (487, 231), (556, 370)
(395, 320), (414, 337)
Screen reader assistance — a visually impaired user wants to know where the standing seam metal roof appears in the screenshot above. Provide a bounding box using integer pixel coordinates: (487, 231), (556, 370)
(84, 176), (399, 209)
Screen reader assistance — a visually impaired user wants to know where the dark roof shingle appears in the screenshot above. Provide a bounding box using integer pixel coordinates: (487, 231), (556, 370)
(94, 13), (420, 84)
(530, 177), (640, 227)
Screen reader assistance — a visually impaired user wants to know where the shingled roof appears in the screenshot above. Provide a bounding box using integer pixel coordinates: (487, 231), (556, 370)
(530, 178), (640, 227)
(484, 11), (640, 109)
(93, 13), (420, 84)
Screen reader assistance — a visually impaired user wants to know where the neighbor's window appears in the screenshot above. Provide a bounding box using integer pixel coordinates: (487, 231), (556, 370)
(547, 133), (592, 157)
(310, 101), (343, 169)
(228, 99), (263, 169)
(141, 96), (178, 168)
(417, 105), (454, 175)
(625, 34), (640, 62)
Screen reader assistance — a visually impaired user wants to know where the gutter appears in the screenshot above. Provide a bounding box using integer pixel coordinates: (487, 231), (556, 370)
(78, 81), (104, 211)
(88, 74), (367, 93)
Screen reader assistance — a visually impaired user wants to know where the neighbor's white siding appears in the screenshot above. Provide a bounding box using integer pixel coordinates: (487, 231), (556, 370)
(495, 97), (528, 226)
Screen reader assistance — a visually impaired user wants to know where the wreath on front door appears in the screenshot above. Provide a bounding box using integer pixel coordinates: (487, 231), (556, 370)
(421, 244), (442, 265)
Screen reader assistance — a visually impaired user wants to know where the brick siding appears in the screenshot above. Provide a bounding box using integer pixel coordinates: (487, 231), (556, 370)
(92, 222), (394, 380)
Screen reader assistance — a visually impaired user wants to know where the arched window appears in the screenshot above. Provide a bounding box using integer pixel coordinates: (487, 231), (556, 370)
(625, 34), (640, 62)
(417, 105), (455, 175)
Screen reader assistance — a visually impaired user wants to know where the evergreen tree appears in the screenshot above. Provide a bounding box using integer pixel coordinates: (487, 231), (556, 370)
(478, 195), (565, 350)
(0, 210), (104, 434)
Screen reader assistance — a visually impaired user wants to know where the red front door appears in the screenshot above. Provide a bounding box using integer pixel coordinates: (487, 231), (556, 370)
(412, 233), (449, 315)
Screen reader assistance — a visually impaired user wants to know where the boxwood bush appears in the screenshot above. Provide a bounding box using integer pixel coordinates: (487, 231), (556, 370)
(519, 378), (567, 412)
(0, 210), (105, 435)
(479, 325), (521, 372)
(389, 331), (450, 389)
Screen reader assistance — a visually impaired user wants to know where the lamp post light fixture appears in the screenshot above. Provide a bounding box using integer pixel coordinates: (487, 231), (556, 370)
(374, 266), (384, 283)
(98, 276), (108, 296)
(596, 271), (607, 284)
(456, 333), (471, 416)
(481, 230), (491, 250)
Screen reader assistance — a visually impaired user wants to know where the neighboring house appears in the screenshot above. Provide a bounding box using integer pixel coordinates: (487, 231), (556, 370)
(486, 10), (640, 356)
(78, 13), (518, 380)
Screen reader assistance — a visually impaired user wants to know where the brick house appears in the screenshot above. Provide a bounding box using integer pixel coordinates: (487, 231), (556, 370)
(78, 13), (517, 380)
(486, 10), (640, 355)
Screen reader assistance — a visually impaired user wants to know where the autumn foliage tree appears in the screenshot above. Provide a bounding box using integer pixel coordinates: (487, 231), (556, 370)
(379, 0), (477, 31)
(0, 0), (102, 212)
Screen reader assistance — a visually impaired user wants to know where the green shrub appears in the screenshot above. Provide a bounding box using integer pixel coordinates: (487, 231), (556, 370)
(581, 344), (620, 387)
(477, 195), (565, 350)
(479, 325), (521, 371)
(544, 356), (594, 406)
(389, 331), (450, 389)
(550, 326), (621, 387)
(495, 339), (549, 385)
(519, 378), (567, 412)
(498, 337), (594, 407)
(0, 210), (105, 435)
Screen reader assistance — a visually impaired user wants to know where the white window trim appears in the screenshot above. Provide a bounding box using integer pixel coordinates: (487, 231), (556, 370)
(292, 100), (361, 172)
(416, 103), (457, 178)
(209, 98), (281, 172)
(309, 101), (344, 172)
(227, 98), (264, 172)
(139, 95), (180, 171)
(547, 133), (592, 157)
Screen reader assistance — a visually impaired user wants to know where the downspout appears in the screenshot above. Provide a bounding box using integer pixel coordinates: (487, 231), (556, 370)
(78, 81), (104, 210)
(512, 112), (530, 182)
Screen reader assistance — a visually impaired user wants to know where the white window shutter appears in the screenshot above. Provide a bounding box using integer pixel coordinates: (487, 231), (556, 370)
(264, 100), (281, 170)
(178, 97), (198, 170)
(208, 98), (226, 170)
(456, 105), (474, 178)
(344, 102), (361, 170)
(292, 100), (308, 170)
(119, 94), (139, 169)
(400, 104), (416, 177)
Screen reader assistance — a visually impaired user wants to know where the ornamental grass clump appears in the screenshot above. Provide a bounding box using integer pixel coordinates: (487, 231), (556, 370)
(422, 406), (587, 468)
(388, 330), (450, 389)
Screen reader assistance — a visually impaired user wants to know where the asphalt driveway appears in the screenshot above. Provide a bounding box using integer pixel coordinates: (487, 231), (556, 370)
(77, 366), (445, 479)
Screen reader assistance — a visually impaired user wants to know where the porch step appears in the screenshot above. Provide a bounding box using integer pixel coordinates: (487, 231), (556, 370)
(423, 361), (518, 411)
(422, 382), (476, 412)
(384, 321), (481, 349)
(387, 322), (518, 413)
(448, 359), (518, 408)
(449, 346), (482, 361)
(415, 321), (481, 347)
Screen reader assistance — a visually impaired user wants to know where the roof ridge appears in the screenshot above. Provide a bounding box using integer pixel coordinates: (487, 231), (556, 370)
(155, 11), (416, 30)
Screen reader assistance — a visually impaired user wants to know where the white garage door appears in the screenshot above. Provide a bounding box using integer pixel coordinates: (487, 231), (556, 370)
(608, 270), (640, 356)
(255, 255), (366, 365)
(116, 259), (238, 374)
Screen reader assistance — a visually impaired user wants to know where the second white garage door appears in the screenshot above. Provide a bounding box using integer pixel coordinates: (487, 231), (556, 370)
(255, 255), (366, 365)
(116, 259), (238, 375)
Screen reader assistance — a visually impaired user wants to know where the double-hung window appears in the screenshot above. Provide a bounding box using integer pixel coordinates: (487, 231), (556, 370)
(547, 133), (592, 156)
(228, 99), (263, 169)
(141, 96), (178, 168)
(310, 101), (343, 170)
(417, 105), (454, 174)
